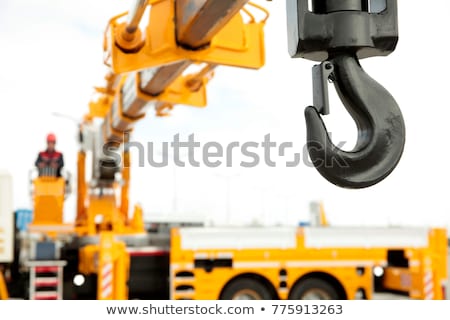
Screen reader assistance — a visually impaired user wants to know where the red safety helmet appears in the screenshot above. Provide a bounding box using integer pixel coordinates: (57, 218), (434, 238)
(47, 133), (56, 142)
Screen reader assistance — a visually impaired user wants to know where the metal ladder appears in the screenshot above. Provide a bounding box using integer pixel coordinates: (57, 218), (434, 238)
(26, 261), (66, 300)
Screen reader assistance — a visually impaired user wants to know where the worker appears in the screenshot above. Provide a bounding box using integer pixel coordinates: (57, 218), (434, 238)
(35, 133), (64, 177)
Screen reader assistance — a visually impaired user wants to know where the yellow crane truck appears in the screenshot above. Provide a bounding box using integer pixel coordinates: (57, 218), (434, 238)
(1, 0), (445, 300)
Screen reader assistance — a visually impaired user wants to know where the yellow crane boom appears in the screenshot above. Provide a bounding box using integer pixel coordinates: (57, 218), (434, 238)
(77, 0), (268, 235)
(72, 1), (269, 299)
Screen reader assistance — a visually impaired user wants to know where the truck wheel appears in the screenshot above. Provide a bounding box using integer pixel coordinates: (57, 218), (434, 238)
(221, 278), (272, 300)
(289, 278), (339, 300)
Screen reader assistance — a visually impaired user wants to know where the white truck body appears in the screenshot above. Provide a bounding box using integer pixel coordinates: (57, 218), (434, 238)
(0, 170), (13, 263)
(178, 226), (431, 250)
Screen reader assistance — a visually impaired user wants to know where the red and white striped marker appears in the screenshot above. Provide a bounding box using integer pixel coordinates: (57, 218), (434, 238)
(101, 262), (113, 299)
(423, 271), (434, 300)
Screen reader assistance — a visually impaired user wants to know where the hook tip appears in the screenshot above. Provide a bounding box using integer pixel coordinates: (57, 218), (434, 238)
(304, 106), (405, 189)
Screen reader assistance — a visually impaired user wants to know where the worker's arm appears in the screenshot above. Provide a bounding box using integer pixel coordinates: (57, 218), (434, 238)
(35, 153), (45, 168)
(58, 153), (64, 169)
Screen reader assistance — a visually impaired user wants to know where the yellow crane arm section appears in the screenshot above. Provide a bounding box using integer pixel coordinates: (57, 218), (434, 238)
(75, 0), (269, 232)
(90, 0), (268, 145)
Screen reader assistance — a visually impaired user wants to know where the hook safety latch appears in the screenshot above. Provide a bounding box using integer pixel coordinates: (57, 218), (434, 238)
(312, 62), (335, 116)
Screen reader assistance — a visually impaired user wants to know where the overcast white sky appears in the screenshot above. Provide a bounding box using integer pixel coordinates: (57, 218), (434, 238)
(1, 0), (450, 230)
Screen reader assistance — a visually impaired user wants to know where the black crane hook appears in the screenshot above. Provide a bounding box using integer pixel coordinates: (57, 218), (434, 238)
(305, 53), (405, 188)
(286, 0), (404, 188)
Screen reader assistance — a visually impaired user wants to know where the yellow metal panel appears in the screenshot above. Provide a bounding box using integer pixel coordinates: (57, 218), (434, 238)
(89, 94), (113, 118)
(382, 267), (411, 293)
(76, 151), (87, 226)
(0, 271), (8, 300)
(80, 232), (130, 300)
(79, 244), (98, 275)
(105, 0), (266, 74)
(32, 177), (65, 225)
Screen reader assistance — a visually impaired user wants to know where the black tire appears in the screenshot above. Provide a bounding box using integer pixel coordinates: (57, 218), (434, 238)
(221, 278), (273, 300)
(289, 278), (339, 300)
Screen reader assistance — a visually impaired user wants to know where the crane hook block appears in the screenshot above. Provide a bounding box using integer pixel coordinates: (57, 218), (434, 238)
(104, 0), (267, 74)
(286, 0), (398, 60)
(286, 0), (405, 188)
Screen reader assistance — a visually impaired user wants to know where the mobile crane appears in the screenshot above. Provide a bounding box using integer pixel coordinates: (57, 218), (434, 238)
(2, 0), (436, 301)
